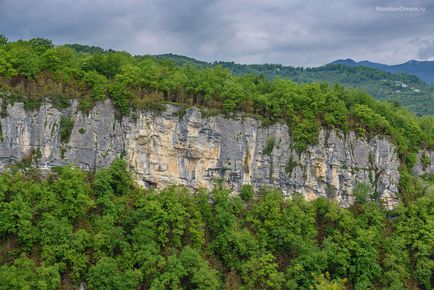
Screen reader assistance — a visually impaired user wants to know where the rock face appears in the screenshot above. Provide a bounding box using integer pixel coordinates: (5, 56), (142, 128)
(0, 100), (408, 208)
(413, 150), (434, 177)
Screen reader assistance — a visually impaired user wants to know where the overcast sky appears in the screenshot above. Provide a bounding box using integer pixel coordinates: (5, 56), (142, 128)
(1, 0), (433, 67)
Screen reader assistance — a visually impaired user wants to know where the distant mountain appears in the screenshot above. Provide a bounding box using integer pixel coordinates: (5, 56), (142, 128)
(156, 54), (434, 116)
(331, 59), (434, 84)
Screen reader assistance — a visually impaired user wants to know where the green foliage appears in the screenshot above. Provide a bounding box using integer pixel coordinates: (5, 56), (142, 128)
(240, 184), (255, 202)
(285, 160), (299, 176)
(52, 166), (94, 220)
(27, 38), (54, 54)
(31, 148), (42, 163)
(8, 43), (41, 78)
(59, 116), (74, 143)
(0, 256), (60, 290)
(392, 192), (434, 289)
(109, 80), (130, 116)
(0, 49), (15, 77)
(353, 182), (373, 204)
(0, 37), (431, 158)
(40, 46), (76, 72)
(292, 114), (320, 151)
(83, 70), (108, 101)
(160, 55), (434, 116)
(352, 104), (391, 137)
(0, 35), (7, 46)
(0, 39), (433, 288)
(263, 138), (275, 156)
(0, 162), (432, 289)
(241, 253), (284, 289)
(312, 272), (347, 290)
(150, 247), (220, 290)
(87, 257), (142, 290)
(421, 152), (430, 170)
(81, 52), (131, 78)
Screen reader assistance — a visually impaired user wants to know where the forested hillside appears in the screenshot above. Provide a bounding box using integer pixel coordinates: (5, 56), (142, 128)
(0, 159), (433, 289)
(0, 37), (433, 289)
(331, 59), (434, 85)
(157, 54), (434, 116)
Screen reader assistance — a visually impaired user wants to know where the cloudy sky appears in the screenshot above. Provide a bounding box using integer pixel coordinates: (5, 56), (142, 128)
(1, 0), (433, 67)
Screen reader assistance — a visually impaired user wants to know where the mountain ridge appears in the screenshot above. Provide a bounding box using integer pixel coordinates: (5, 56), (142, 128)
(331, 58), (434, 84)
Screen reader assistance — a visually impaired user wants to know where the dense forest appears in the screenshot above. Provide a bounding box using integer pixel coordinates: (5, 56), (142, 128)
(0, 37), (433, 289)
(158, 54), (434, 116)
(0, 159), (433, 289)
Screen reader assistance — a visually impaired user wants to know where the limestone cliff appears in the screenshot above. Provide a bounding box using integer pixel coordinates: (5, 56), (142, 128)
(1, 99), (426, 208)
(413, 150), (434, 177)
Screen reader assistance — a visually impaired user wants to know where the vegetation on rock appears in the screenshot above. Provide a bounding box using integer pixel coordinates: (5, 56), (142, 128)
(59, 116), (74, 143)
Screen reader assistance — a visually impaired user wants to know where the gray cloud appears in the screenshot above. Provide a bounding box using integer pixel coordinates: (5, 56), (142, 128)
(0, 0), (433, 66)
(418, 38), (434, 59)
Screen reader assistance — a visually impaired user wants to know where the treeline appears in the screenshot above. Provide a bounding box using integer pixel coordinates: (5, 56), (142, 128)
(0, 159), (433, 289)
(159, 54), (434, 116)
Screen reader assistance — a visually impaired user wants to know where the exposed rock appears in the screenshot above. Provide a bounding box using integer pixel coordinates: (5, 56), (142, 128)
(78, 282), (86, 290)
(413, 150), (434, 176)
(0, 100), (402, 208)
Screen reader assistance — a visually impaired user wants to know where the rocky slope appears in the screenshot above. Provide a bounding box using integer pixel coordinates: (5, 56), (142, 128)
(1, 100), (431, 208)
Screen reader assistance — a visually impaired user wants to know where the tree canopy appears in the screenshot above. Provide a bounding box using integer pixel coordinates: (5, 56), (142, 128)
(0, 160), (432, 289)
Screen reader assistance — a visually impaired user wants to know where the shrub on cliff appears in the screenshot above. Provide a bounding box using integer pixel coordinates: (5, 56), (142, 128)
(59, 115), (74, 143)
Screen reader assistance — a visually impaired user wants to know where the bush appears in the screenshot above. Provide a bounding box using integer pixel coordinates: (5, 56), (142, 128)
(353, 182), (373, 204)
(240, 184), (255, 202)
(83, 70), (108, 101)
(109, 81), (130, 116)
(263, 138), (275, 156)
(59, 116), (74, 143)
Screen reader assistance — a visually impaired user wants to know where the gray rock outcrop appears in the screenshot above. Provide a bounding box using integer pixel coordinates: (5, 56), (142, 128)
(413, 150), (434, 177)
(0, 100), (410, 208)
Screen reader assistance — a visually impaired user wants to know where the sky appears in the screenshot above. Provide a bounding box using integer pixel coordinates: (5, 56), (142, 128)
(1, 0), (433, 67)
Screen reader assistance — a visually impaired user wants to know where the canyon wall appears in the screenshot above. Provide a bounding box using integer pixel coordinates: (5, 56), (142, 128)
(0, 99), (425, 208)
